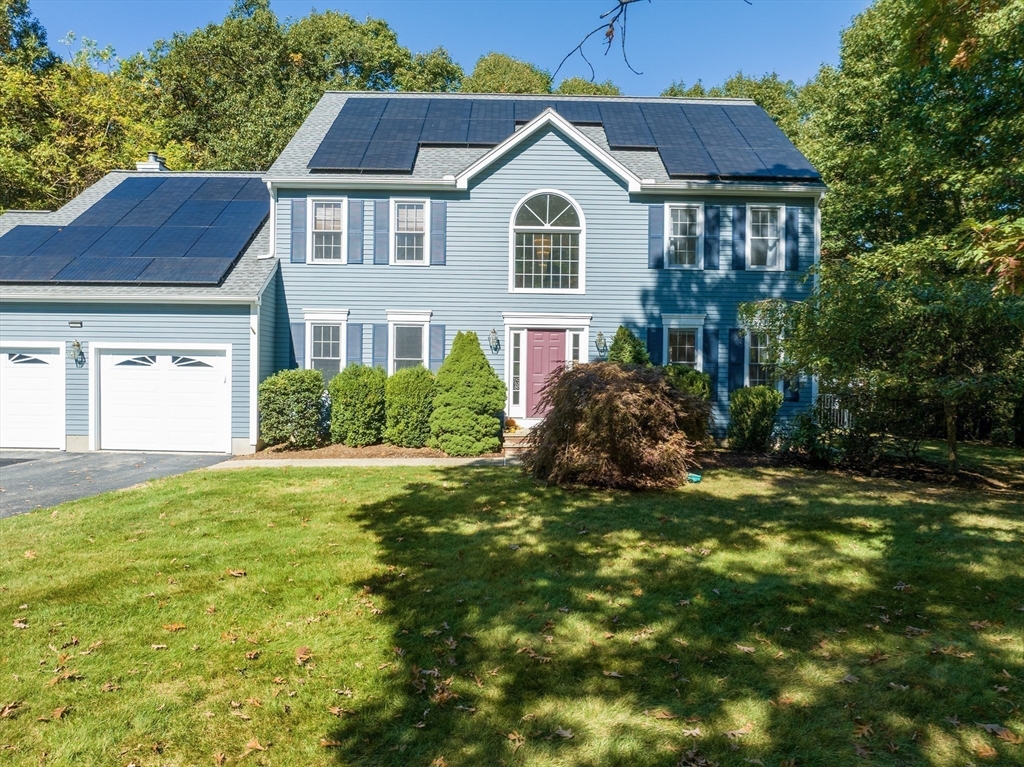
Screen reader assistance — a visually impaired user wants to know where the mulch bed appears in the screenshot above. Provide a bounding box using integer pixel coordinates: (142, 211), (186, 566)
(237, 443), (504, 460)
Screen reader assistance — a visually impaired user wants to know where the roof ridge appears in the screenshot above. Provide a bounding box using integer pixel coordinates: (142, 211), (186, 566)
(320, 91), (757, 106)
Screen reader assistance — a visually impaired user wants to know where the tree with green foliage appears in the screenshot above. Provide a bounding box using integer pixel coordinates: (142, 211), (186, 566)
(329, 364), (387, 447)
(460, 52), (551, 94)
(741, 245), (1024, 471)
(663, 71), (803, 142)
(383, 366), (435, 448)
(555, 76), (619, 95)
(606, 325), (651, 366)
(429, 331), (506, 456)
(1, 0), (57, 72)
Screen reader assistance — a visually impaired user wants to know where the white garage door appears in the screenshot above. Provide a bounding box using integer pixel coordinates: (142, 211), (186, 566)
(99, 350), (230, 452)
(0, 344), (65, 449)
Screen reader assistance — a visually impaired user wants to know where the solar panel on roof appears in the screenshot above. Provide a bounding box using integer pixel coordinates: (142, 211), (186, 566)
(358, 140), (419, 172)
(53, 256), (153, 283)
(130, 226), (206, 258)
(116, 197), (186, 227)
(599, 102), (656, 148)
(184, 226), (256, 259)
(467, 119), (513, 145)
(514, 100), (555, 122)
(137, 256), (235, 285)
(0, 254), (77, 282)
(309, 140), (370, 170)
(657, 145), (720, 178)
(80, 226), (159, 258)
(211, 200), (268, 230)
(103, 177), (166, 200)
(30, 226), (110, 258)
(420, 99), (472, 144)
(190, 177), (246, 201)
(555, 101), (603, 124)
(71, 197), (142, 226)
(163, 199), (230, 227)
(233, 177), (268, 201)
(0, 225), (62, 257)
(381, 98), (430, 120)
(370, 119), (424, 142)
(470, 100), (515, 121)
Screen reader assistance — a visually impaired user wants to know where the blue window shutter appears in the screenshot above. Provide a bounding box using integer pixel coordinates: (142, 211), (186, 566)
(728, 329), (745, 394)
(348, 200), (364, 264)
(648, 205), (664, 269)
(731, 206), (746, 271)
(647, 327), (664, 365)
(704, 205), (720, 270)
(429, 324), (446, 372)
(346, 323), (362, 366)
(373, 200), (389, 264)
(703, 328), (719, 402)
(290, 321), (305, 368)
(372, 323), (388, 369)
(785, 208), (800, 271)
(290, 199), (306, 263)
(430, 201), (447, 266)
(786, 375), (800, 402)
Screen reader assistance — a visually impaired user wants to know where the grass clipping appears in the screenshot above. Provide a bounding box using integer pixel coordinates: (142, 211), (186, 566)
(521, 362), (711, 489)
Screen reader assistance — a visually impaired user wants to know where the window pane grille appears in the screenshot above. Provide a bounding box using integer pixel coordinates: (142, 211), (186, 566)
(311, 324), (341, 378)
(750, 208), (780, 268)
(748, 332), (770, 387)
(511, 332), (521, 406)
(514, 232), (579, 290)
(668, 329), (697, 367)
(394, 325), (423, 369)
(668, 207), (699, 266)
(312, 202), (343, 261)
(395, 203), (425, 262)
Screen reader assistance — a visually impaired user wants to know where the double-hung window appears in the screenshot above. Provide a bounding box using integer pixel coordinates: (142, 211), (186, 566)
(511, 191), (584, 293)
(308, 198), (346, 263)
(747, 205), (785, 270)
(391, 200), (428, 264)
(303, 309), (349, 380)
(747, 331), (771, 387)
(386, 310), (431, 375)
(663, 314), (704, 370)
(665, 203), (703, 268)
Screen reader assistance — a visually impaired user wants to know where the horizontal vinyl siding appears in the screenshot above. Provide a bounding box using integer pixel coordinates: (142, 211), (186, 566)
(275, 127), (817, 432)
(258, 267), (280, 382)
(0, 302), (252, 439)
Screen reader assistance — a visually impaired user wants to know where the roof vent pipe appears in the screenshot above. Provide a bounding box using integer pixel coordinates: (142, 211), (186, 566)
(136, 151), (169, 172)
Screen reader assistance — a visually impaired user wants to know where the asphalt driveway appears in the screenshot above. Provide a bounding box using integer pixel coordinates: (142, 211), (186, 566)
(0, 450), (227, 519)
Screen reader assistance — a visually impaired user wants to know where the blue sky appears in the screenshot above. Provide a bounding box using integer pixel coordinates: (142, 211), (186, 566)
(33, 0), (871, 95)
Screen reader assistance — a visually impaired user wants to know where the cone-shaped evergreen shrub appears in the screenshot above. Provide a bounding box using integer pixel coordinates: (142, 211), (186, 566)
(607, 325), (651, 366)
(520, 361), (711, 489)
(664, 364), (712, 401)
(728, 385), (784, 452)
(257, 369), (326, 449)
(429, 331), (506, 456)
(328, 364), (386, 447)
(384, 366), (435, 448)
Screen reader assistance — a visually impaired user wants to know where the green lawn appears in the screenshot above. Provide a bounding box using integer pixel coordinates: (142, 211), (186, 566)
(1, 462), (1022, 766)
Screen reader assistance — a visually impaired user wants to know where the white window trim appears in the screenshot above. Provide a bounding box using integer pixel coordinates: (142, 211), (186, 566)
(385, 309), (432, 375)
(501, 312), (592, 420)
(303, 309), (349, 376)
(745, 203), (786, 271)
(508, 188), (586, 295)
(743, 329), (784, 392)
(662, 314), (705, 370)
(306, 196), (348, 264)
(663, 202), (704, 270)
(389, 198), (431, 266)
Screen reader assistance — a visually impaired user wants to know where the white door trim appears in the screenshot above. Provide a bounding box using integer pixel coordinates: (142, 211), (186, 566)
(501, 315), (591, 421)
(89, 341), (232, 452)
(0, 339), (66, 450)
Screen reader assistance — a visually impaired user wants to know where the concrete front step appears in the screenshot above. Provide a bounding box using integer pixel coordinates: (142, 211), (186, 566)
(502, 430), (531, 456)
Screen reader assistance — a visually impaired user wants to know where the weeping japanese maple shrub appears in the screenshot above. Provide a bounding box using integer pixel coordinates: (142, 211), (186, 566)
(521, 362), (712, 490)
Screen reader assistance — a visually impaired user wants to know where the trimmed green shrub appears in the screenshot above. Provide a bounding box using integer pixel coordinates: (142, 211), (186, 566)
(606, 325), (651, 366)
(384, 366), (436, 448)
(521, 362), (711, 490)
(328, 364), (386, 447)
(664, 364), (712, 401)
(728, 385), (784, 451)
(258, 369), (327, 449)
(429, 331), (506, 456)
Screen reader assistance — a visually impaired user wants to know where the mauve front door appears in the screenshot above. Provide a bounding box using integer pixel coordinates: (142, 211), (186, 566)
(526, 329), (565, 416)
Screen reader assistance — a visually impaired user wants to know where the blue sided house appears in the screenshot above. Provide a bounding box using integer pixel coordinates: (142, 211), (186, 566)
(0, 94), (825, 453)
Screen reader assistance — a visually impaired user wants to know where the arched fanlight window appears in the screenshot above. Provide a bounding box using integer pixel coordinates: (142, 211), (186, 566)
(512, 192), (582, 291)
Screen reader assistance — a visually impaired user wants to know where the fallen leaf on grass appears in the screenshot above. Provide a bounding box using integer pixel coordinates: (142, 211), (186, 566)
(226, 569), (246, 578)
(214, 753), (226, 765)
(644, 709), (678, 720)
(295, 647), (312, 665)
(854, 742), (871, 758)
(725, 722), (752, 740)
(151, 644), (168, 651)
(327, 706), (354, 717)
(603, 671), (623, 678)
(507, 730), (526, 752)
(853, 723), (873, 738)
(840, 674), (859, 684)
(230, 711), (250, 720)
(736, 644), (755, 654)
(682, 727), (702, 737)
(100, 682), (120, 692)
(206, 605), (216, 615)
(24, 550), (36, 559)
(245, 651), (259, 660)
(893, 581), (910, 591)
(888, 682), (909, 691)
(554, 728), (573, 739)
(429, 758), (449, 767)
(975, 743), (998, 759)
(163, 623), (186, 632)
(970, 620), (991, 631)
(12, 620), (27, 630)
(1, 702), (23, 719)
(46, 669), (81, 686)
(240, 738), (265, 756)
(862, 651), (889, 665)
(320, 739), (342, 747)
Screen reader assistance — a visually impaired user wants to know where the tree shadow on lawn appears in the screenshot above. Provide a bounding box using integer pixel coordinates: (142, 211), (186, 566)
(326, 466), (1023, 766)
